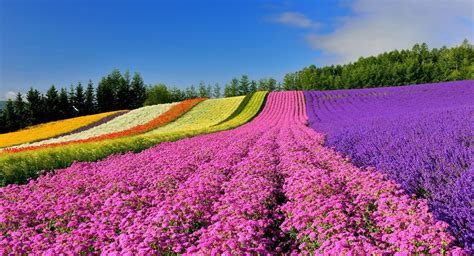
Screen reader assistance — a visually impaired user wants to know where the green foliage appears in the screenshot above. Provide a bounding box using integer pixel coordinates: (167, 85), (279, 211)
(186, 85), (198, 99)
(198, 81), (209, 98)
(58, 88), (71, 119)
(283, 40), (474, 90)
(13, 93), (28, 127)
(239, 75), (250, 95)
(84, 80), (96, 114)
(144, 84), (171, 105)
(73, 82), (86, 115)
(250, 80), (257, 93)
(168, 86), (186, 102)
(25, 88), (44, 125)
(213, 83), (221, 98)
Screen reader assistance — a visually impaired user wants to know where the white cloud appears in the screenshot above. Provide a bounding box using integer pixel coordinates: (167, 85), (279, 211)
(3, 91), (17, 100)
(307, 0), (474, 64)
(269, 12), (321, 29)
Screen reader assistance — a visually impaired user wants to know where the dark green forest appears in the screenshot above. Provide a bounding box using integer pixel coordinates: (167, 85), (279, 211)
(282, 40), (474, 90)
(1, 40), (472, 133)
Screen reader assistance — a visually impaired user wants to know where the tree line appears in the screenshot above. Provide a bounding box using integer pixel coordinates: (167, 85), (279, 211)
(0, 69), (147, 133)
(143, 75), (280, 105)
(282, 39), (473, 90)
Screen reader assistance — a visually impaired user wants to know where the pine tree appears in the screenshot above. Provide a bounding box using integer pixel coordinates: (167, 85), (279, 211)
(268, 78), (277, 92)
(230, 78), (239, 96)
(97, 76), (115, 112)
(206, 83), (212, 98)
(58, 88), (71, 119)
(115, 70), (130, 109)
(0, 109), (5, 133)
(258, 79), (268, 91)
(239, 75), (250, 95)
(3, 99), (17, 131)
(186, 85), (198, 99)
(169, 86), (185, 102)
(198, 81), (208, 98)
(213, 83), (221, 98)
(74, 82), (86, 115)
(250, 80), (257, 93)
(224, 84), (232, 97)
(130, 73), (146, 108)
(26, 88), (44, 125)
(84, 80), (96, 114)
(45, 85), (60, 121)
(13, 93), (28, 129)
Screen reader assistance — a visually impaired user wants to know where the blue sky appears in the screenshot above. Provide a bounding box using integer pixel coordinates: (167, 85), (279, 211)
(0, 0), (472, 100)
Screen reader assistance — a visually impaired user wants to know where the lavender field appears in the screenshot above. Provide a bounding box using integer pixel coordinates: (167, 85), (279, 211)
(305, 80), (474, 249)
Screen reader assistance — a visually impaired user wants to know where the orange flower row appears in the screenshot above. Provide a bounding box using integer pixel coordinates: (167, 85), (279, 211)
(4, 98), (206, 154)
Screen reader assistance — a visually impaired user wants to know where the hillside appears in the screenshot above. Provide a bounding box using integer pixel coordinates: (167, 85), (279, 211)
(1, 88), (468, 254)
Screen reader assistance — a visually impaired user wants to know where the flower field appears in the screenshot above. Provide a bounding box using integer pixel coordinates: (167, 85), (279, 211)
(0, 89), (468, 254)
(2, 98), (204, 154)
(305, 80), (473, 250)
(10, 102), (178, 149)
(145, 95), (245, 135)
(0, 81), (472, 254)
(0, 93), (266, 185)
(0, 110), (126, 148)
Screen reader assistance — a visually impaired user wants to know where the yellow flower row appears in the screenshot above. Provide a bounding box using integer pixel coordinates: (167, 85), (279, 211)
(145, 96), (245, 136)
(0, 110), (125, 148)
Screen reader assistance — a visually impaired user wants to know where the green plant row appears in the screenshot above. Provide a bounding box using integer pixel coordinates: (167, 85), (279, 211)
(0, 92), (268, 186)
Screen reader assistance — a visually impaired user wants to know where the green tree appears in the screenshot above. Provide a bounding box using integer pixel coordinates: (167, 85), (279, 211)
(268, 78), (277, 92)
(283, 73), (297, 90)
(58, 88), (71, 119)
(250, 80), (257, 93)
(198, 81), (209, 98)
(96, 76), (115, 112)
(84, 80), (96, 114)
(206, 83), (212, 98)
(144, 84), (171, 105)
(230, 78), (239, 96)
(74, 82), (86, 115)
(239, 75), (250, 95)
(105, 69), (127, 109)
(0, 109), (5, 133)
(3, 99), (17, 131)
(130, 72), (147, 108)
(169, 86), (185, 102)
(45, 85), (60, 121)
(25, 88), (45, 124)
(185, 85), (198, 99)
(213, 83), (221, 98)
(258, 79), (268, 91)
(14, 93), (28, 128)
(116, 70), (130, 109)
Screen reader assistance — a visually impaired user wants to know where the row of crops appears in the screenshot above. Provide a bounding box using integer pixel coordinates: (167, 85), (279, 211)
(305, 80), (473, 249)
(0, 110), (127, 148)
(0, 93), (267, 185)
(0, 80), (472, 253)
